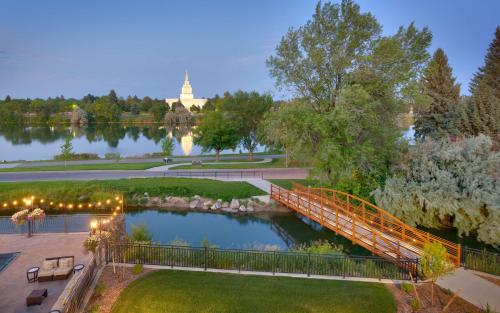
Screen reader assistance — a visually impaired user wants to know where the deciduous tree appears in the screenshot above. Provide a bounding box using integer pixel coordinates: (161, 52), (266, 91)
(193, 111), (239, 161)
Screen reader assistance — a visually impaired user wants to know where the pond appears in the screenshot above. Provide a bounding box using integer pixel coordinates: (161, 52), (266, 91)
(125, 210), (371, 254)
(0, 124), (266, 161)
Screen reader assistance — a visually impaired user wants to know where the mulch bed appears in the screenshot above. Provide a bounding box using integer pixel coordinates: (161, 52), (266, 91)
(474, 273), (500, 287)
(387, 282), (483, 313)
(85, 265), (155, 313)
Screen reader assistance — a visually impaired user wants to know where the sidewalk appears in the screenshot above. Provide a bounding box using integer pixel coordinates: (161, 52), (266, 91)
(437, 267), (500, 311)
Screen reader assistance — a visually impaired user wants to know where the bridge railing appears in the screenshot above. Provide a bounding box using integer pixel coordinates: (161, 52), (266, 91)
(271, 184), (410, 261)
(290, 183), (461, 266)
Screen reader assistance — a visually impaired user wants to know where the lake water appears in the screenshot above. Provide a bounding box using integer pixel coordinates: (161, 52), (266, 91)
(0, 124), (413, 162)
(0, 124), (266, 161)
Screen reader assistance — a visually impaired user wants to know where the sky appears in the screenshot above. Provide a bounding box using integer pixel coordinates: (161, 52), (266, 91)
(0, 0), (499, 100)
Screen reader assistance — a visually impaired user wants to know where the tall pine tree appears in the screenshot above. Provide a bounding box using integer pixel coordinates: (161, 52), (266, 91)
(414, 48), (460, 139)
(459, 27), (500, 138)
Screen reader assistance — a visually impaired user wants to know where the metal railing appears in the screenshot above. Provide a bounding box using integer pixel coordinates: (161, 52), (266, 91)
(163, 170), (264, 179)
(462, 247), (500, 276)
(107, 242), (419, 281)
(0, 214), (113, 234)
(285, 183), (461, 266)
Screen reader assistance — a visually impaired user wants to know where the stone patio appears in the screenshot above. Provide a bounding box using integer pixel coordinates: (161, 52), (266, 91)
(0, 232), (92, 313)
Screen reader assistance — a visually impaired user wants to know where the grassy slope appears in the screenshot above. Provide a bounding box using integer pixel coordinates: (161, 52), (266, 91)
(170, 158), (285, 170)
(0, 162), (164, 172)
(0, 178), (265, 210)
(112, 270), (396, 313)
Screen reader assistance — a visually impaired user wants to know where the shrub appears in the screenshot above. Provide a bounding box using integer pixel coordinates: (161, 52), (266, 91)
(132, 264), (144, 275)
(409, 298), (421, 310)
(400, 281), (413, 293)
(94, 282), (106, 297)
(373, 135), (500, 246)
(130, 223), (152, 242)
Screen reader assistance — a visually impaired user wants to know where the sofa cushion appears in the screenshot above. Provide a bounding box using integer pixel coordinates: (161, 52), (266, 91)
(59, 258), (73, 269)
(42, 260), (57, 270)
(54, 267), (72, 276)
(38, 269), (54, 278)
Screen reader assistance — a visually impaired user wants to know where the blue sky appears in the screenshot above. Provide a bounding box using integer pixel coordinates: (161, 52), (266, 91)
(0, 0), (498, 99)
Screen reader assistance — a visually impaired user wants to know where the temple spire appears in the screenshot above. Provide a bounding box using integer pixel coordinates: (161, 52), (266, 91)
(184, 70), (189, 83)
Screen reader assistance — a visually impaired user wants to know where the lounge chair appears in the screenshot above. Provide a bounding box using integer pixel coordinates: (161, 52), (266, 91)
(37, 259), (58, 282)
(53, 256), (74, 280)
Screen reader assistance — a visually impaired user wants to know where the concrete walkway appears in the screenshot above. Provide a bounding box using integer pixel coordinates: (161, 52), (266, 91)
(146, 158), (273, 172)
(437, 267), (500, 311)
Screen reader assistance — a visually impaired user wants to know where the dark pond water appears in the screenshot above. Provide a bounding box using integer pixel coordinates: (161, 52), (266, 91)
(125, 210), (371, 255)
(0, 124), (266, 161)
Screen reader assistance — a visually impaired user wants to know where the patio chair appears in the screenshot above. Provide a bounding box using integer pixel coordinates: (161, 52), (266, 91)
(53, 256), (74, 280)
(38, 259), (58, 282)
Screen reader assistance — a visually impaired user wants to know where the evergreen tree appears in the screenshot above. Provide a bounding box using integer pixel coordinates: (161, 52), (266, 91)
(459, 28), (500, 137)
(414, 48), (460, 139)
(108, 89), (119, 106)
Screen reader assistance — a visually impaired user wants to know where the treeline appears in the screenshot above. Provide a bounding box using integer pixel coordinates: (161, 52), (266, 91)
(0, 91), (215, 124)
(259, 1), (499, 246)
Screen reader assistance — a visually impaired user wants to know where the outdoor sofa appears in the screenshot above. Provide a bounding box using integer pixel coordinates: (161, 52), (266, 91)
(38, 256), (74, 282)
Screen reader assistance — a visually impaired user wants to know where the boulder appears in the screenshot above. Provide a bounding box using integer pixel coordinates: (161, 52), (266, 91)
(221, 201), (229, 208)
(211, 201), (222, 210)
(229, 199), (240, 209)
(239, 205), (246, 212)
(203, 200), (213, 210)
(246, 206), (255, 212)
(164, 196), (189, 208)
(189, 199), (202, 209)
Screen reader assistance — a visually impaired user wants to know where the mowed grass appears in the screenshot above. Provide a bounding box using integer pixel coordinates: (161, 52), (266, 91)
(0, 177), (266, 208)
(111, 270), (396, 313)
(170, 158), (285, 170)
(0, 162), (163, 172)
(268, 179), (319, 190)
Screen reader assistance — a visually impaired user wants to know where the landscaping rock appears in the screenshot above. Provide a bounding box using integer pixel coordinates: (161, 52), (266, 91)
(221, 201), (229, 208)
(164, 196), (189, 208)
(229, 199), (240, 209)
(189, 199), (202, 209)
(246, 206), (254, 212)
(239, 205), (246, 212)
(203, 200), (213, 210)
(211, 201), (222, 210)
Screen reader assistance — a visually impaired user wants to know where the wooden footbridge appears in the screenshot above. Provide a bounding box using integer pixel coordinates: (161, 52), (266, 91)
(271, 183), (461, 266)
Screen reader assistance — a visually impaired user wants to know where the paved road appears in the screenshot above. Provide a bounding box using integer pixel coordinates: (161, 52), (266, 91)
(0, 168), (308, 182)
(13, 154), (286, 168)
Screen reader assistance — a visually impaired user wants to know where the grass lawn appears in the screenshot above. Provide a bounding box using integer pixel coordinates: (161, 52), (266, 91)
(0, 178), (265, 212)
(0, 162), (164, 172)
(268, 179), (319, 190)
(112, 270), (396, 313)
(170, 158), (286, 170)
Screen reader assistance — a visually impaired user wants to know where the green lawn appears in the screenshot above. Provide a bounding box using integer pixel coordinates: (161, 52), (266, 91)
(0, 178), (265, 212)
(111, 270), (396, 313)
(0, 162), (164, 172)
(268, 179), (319, 190)
(170, 158), (286, 170)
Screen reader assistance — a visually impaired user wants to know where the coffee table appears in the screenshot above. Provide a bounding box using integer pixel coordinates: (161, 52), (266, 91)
(26, 288), (47, 306)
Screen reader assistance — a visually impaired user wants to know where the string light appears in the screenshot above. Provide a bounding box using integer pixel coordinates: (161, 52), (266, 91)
(68, 204), (73, 209)
(3, 203), (7, 207)
(13, 201), (18, 205)
(40, 199), (45, 203)
(106, 199), (111, 204)
(78, 204), (82, 208)
(59, 203), (63, 208)
(115, 196), (119, 201)
(49, 202), (54, 206)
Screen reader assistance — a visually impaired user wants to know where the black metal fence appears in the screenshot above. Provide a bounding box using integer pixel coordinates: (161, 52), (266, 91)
(462, 247), (500, 276)
(107, 243), (419, 281)
(163, 170), (264, 179)
(0, 214), (113, 234)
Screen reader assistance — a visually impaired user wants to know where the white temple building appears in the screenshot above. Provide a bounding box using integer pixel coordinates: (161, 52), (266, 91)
(165, 71), (207, 110)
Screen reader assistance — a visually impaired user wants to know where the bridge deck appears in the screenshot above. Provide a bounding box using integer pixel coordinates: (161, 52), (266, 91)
(271, 183), (461, 266)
